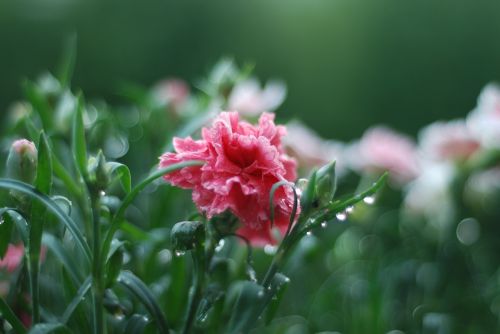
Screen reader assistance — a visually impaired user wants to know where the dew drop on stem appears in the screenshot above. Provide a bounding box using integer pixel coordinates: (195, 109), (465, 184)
(363, 196), (375, 205)
(336, 212), (347, 221)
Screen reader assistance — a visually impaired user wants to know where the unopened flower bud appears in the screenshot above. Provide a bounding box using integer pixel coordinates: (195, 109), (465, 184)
(315, 161), (337, 207)
(6, 139), (38, 184)
(170, 221), (205, 252)
(87, 151), (109, 191)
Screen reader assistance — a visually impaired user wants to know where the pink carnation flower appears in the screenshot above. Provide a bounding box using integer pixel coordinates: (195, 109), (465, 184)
(348, 126), (420, 185)
(160, 112), (298, 245)
(0, 244), (24, 273)
(419, 120), (480, 162)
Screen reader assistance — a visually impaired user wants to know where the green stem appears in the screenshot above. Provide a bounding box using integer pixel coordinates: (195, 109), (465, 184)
(182, 247), (205, 334)
(91, 193), (105, 334)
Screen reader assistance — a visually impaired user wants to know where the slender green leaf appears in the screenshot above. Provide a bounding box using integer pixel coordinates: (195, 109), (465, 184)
(57, 33), (77, 88)
(29, 131), (53, 323)
(117, 271), (169, 334)
(0, 297), (27, 334)
(72, 96), (87, 178)
(62, 276), (92, 324)
(22, 80), (52, 129)
(0, 179), (91, 264)
(107, 162), (132, 193)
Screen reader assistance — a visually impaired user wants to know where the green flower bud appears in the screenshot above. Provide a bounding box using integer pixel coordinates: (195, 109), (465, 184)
(6, 139), (38, 184)
(171, 221), (205, 252)
(87, 150), (109, 191)
(315, 161), (337, 207)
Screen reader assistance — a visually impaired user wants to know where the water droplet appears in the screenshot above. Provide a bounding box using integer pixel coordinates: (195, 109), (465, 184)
(306, 231), (313, 236)
(0, 219), (4, 225)
(99, 190), (106, 197)
(114, 313), (125, 321)
(247, 267), (257, 282)
(363, 196), (375, 205)
(257, 290), (265, 298)
(142, 316), (149, 322)
(321, 221), (327, 228)
(296, 178), (308, 195)
(309, 218), (316, 224)
(456, 218), (480, 245)
(215, 239), (225, 252)
(157, 249), (173, 264)
(264, 244), (277, 255)
(284, 277), (291, 283)
(346, 205), (354, 213)
(175, 250), (185, 257)
(336, 212), (347, 221)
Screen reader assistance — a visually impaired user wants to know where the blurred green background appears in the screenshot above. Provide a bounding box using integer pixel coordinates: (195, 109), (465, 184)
(2, 0), (500, 140)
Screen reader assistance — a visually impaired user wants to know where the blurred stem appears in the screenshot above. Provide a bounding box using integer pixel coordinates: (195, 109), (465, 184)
(182, 246), (205, 334)
(91, 192), (105, 334)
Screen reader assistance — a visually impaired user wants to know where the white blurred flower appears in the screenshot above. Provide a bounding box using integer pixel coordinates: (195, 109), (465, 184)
(283, 121), (346, 175)
(404, 162), (455, 224)
(228, 78), (286, 116)
(467, 83), (500, 149)
(348, 126), (419, 185)
(153, 78), (190, 112)
(464, 167), (500, 209)
(419, 120), (480, 162)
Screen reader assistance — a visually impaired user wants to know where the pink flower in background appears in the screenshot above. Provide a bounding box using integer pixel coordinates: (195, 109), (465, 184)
(0, 244), (24, 273)
(283, 120), (346, 175)
(227, 78), (287, 116)
(348, 126), (419, 185)
(153, 78), (190, 112)
(467, 83), (500, 149)
(404, 162), (455, 227)
(160, 112), (298, 245)
(419, 120), (480, 162)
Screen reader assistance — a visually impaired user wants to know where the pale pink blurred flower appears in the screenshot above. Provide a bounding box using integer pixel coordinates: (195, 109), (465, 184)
(404, 162), (455, 224)
(467, 83), (500, 149)
(348, 126), (419, 185)
(160, 112), (298, 245)
(464, 167), (500, 209)
(282, 121), (346, 175)
(419, 120), (480, 162)
(0, 244), (24, 273)
(153, 78), (190, 112)
(227, 78), (286, 116)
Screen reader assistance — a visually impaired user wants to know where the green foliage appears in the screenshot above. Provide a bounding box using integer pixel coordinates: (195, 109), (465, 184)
(0, 58), (391, 334)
